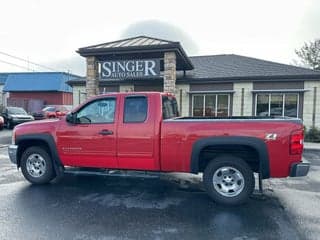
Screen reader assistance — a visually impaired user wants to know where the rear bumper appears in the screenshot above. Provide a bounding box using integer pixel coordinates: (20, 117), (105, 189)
(290, 162), (310, 177)
(8, 145), (18, 165)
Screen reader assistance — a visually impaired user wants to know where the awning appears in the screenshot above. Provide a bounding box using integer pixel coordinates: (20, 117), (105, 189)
(187, 90), (235, 94)
(251, 89), (310, 93)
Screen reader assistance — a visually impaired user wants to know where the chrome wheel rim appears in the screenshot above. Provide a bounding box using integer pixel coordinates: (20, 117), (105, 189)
(26, 154), (46, 178)
(212, 166), (245, 197)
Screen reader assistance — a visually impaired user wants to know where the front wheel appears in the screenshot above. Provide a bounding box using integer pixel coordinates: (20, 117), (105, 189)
(203, 155), (254, 205)
(21, 146), (56, 184)
(7, 120), (14, 129)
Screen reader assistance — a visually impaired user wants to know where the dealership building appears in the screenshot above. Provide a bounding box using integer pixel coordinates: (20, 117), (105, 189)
(67, 36), (320, 128)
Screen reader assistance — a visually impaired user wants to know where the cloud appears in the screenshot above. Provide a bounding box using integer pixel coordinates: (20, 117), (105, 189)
(120, 20), (199, 55)
(44, 56), (86, 76)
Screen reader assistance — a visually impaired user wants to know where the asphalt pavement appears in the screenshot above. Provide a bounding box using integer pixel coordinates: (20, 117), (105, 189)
(0, 130), (319, 240)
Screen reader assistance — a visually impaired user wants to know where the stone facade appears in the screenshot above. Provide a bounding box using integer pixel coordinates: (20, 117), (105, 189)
(163, 52), (176, 94)
(86, 56), (99, 99)
(233, 82), (253, 116)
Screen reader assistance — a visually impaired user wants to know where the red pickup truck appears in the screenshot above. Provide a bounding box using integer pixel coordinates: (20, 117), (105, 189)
(8, 92), (309, 205)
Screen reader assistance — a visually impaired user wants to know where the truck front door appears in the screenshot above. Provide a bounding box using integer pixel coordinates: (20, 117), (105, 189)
(57, 97), (118, 168)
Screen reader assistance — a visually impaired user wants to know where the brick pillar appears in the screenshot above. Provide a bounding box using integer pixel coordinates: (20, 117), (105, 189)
(164, 52), (176, 94)
(86, 56), (99, 99)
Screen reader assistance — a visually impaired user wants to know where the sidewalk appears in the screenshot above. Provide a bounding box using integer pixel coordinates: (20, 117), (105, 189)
(304, 142), (320, 150)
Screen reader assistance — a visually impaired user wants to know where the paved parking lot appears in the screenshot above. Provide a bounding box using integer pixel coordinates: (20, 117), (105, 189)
(0, 129), (319, 240)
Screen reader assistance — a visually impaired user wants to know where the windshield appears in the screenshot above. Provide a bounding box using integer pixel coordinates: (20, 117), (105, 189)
(8, 107), (27, 115)
(42, 107), (56, 112)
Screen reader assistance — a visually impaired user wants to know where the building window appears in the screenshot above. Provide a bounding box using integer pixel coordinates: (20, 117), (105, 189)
(192, 94), (230, 117)
(255, 93), (299, 117)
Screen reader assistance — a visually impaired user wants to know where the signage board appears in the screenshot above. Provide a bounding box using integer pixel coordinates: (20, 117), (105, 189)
(100, 59), (160, 79)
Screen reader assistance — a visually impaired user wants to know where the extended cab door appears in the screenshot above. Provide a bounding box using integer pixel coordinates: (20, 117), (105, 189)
(57, 96), (118, 168)
(117, 94), (161, 170)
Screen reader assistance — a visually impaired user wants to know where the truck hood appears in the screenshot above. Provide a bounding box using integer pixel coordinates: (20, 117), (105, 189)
(14, 117), (63, 135)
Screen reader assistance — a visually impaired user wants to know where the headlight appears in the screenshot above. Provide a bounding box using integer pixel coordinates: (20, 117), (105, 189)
(30, 116), (35, 121)
(12, 117), (18, 121)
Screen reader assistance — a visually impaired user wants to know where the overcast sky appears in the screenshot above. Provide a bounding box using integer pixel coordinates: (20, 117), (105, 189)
(0, 0), (319, 76)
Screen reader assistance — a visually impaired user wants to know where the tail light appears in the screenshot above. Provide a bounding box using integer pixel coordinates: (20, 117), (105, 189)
(290, 129), (304, 155)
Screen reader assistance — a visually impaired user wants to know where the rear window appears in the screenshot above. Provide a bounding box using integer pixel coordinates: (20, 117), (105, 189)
(162, 96), (179, 119)
(124, 96), (148, 123)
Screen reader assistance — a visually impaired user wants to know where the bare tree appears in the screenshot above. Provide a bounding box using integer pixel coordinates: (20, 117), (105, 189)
(295, 39), (320, 70)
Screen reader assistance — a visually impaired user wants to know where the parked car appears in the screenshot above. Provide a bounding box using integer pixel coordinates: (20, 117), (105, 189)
(33, 105), (72, 120)
(2, 107), (34, 129)
(0, 116), (4, 130)
(8, 92), (308, 205)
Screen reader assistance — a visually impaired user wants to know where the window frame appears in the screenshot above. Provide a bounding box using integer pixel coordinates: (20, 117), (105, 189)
(123, 95), (148, 123)
(75, 97), (116, 124)
(254, 93), (299, 118)
(191, 94), (231, 117)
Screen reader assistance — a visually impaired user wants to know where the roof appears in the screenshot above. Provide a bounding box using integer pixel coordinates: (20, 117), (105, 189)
(67, 54), (320, 86)
(3, 72), (81, 92)
(0, 73), (8, 84)
(81, 35), (176, 50)
(77, 36), (194, 71)
(182, 54), (320, 81)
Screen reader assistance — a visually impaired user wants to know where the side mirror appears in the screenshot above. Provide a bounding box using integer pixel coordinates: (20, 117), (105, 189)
(66, 113), (76, 124)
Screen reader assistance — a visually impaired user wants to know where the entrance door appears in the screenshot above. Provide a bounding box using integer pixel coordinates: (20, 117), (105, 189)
(57, 97), (118, 168)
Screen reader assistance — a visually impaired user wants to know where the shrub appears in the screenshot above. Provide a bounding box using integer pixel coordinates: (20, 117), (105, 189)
(305, 126), (320, 142)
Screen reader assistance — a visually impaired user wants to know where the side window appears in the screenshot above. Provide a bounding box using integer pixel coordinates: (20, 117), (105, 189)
(124, 96), (148, 123)
(76, 98), (116, 124)
(162, 96), (179, 119)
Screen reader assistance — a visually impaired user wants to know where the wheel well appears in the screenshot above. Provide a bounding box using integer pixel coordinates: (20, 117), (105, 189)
(17, 140), (51, 167)
(198, 145), (260, 173)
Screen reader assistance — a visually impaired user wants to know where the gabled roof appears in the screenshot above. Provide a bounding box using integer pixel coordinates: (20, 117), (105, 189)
(3, 72), (81, 92)
(77, 35), (194, 71)
(80, 36), (176, 50)
(180, 54), (320, 81)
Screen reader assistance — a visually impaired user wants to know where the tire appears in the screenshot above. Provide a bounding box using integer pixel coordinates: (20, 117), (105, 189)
(8, 120), (13, 129)
(21, 146), (56, 184)
(203, 155), (254, 205)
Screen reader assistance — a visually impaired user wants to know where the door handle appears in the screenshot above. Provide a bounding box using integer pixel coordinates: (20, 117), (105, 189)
(99, 129), (113, 135)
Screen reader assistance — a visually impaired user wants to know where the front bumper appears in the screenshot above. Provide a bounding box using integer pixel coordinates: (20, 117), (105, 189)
(290, 162), (310, 177)
(8, 145), (18, 165)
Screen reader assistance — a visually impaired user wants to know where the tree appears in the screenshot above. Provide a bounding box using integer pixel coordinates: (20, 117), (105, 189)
(295, 39), (320, 70)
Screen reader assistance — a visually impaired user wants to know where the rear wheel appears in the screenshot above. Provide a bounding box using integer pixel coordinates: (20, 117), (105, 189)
(203, 155), (254, 205)
(21, 146), (56, 184)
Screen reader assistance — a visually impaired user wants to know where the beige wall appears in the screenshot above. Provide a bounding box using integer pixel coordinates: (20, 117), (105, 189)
(233, 82), (253, 116)
(72, 85), (86, 107)
(303, 80), (320, 128)
(119, 85), (134, 92)
(175, 84), (190, 116)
